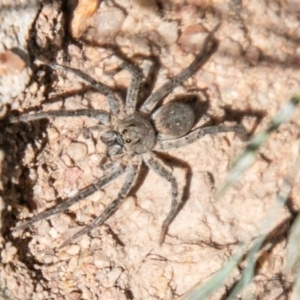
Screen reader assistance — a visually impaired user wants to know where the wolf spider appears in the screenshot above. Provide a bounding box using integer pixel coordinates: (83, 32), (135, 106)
(12, 24), (244, 249)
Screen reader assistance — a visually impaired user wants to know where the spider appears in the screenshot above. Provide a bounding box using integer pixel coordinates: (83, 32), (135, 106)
(12, 24), (244, 249)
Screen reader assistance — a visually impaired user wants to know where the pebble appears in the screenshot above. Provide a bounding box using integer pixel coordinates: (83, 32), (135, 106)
(178, 24), (206, 53)
(93, 8), (125, 44)
(157, 21), (178, 45)
(69, 0), (99, 38)
(66, 142), (88, 162)
(66, 245), (81, 256)
(0, 50), (26, 76)
(93, 254), (110, 269)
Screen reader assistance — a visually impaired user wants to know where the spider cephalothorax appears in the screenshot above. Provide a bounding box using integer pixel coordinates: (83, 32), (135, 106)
(115, 113), (156, 154)
(12, 24), (244, 249)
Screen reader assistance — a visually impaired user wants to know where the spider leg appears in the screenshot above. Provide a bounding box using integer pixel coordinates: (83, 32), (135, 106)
(140, 23), (220, 114)
(122, 61), (144, 114)
(143, 152), (179, 245)
(14, 162), (126, 232)
(58, 156), (142, 249)
(46, 62), (123, 115)
(154, 124), (245, 152)
(10, 109), (111, 125)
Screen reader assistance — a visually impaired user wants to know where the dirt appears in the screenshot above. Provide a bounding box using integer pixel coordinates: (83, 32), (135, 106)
(1, 0), (300, 299)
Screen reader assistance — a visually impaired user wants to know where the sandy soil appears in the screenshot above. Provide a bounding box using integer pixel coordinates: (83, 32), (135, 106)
(1, 0), (300, 299)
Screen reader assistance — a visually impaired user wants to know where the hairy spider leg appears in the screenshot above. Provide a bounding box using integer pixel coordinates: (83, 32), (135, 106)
(140, 23), (221, 114)
(122, 61), (144, 114)
(14, 162), (126, 232)
(10, 109), (111, 125)
(154, 124), (245, 152)
(48, 62), (123, 115)
(143, 152), (179, 245)
(58, 157), (142, 249)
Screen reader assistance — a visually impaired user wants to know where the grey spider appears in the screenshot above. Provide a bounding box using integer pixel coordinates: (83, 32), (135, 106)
(12, 24), (244, 249)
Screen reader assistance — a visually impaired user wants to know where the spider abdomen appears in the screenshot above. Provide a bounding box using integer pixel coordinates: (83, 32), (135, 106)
(152, 102), (195, 140)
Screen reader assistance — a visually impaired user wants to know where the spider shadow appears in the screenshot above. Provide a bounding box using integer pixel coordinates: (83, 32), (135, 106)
(35, 37), (211, 123)
(128, 161), (150, 196)
(40, 86), (92, 106)
(80, 39), (163, 109)
(124, 150), (192, 238)
(220, 105), (266, 139)
(0, 4), (81, 280)
(199, 105), (266, 184)
(136, 54), (161, 109)
(155, 151), (193, 212)
(9, 64), (111, 118)
(0, 115), (50, 279)
(37, 63), (107, 111)
(129, 151), (193, 201)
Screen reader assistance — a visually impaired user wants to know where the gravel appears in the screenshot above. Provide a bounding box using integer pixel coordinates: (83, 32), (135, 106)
(1, 0), (300, 299)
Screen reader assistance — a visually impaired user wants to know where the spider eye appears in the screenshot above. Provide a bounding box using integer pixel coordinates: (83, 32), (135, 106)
(122, 129), (127, 134)
(126, 139), (131, 143)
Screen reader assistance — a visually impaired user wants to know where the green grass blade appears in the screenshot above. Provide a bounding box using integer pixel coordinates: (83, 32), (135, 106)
(227, 139), (300, 299)
(217, 94), (300, 198)
(179, 246), (245, 300)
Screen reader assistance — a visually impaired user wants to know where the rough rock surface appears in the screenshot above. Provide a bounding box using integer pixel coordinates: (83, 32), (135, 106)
(1, 0), (300, 299)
